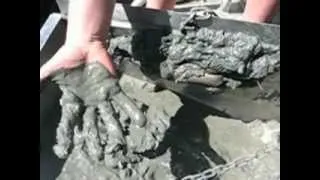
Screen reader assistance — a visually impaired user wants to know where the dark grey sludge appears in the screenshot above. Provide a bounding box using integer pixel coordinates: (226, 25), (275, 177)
(52, 63), (174, 180)
(52, 25), (280, 179)
(109, 28), (280, 89)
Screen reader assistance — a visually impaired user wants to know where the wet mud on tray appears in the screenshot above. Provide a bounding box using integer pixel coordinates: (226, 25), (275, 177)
(40, 8), (280, 180)
(53, 72), (280, 180)
(51, 63), (177, 179)
(44, 24), (280, 180)
(109, 27), (280, 89)
(108, 26), (280, 121)
(48, 62), (230, 179)
(44, 61), (280, 180)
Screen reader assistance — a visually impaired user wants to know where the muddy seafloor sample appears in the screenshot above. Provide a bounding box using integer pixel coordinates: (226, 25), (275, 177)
(52, 64), (233, 180)
(52, 65), (280, 180)
(109, 28), (280, 89)
(52, 63), (178, 180)
(52, 27), (281, 180)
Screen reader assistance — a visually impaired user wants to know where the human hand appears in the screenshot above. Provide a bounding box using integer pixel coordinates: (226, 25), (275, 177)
(40, 41), (116, 82)
(41, 0), (117, 81)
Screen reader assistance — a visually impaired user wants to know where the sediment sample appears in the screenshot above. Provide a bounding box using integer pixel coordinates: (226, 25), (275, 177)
(160, 29), (280, 81)
(109, 28), (280, 88)
(52, 63), (173, 179)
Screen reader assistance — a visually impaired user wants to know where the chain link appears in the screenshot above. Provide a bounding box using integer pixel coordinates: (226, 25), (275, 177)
(190, 7), (218, 20)
(179, 6), (218, 32)
(181, 143), (280, 180)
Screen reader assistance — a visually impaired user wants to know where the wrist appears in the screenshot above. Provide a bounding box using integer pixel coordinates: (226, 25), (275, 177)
(65, 0), (114, 47)
(242, 0), (278, 23)
(65, 34), (107, 48)
(63, 39), (108, 56)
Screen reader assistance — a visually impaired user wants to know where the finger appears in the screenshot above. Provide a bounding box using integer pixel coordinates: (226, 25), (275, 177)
(73, 125), (84, 147)
(98, 102), (125, 147)
(147, 107), (170, 141)
(96, 116), (108, 146)
(53, 87), (82, 159)
(40, 46), (84, 82)
(87, 48), (117, 76)
(112, 92), (147, 128)
(83, 106), (103, 161)
(111, 100), (129, 128)
(98, 101), (126, 168)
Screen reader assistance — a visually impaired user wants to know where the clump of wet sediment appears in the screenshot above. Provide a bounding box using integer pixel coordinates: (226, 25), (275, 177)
(109, 27), (280, 89)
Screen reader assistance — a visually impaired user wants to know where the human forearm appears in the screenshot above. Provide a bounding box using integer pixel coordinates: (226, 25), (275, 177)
(65, 0), (115, 46)
(146, 0), (176, 10)
(243, 0), (279, 23)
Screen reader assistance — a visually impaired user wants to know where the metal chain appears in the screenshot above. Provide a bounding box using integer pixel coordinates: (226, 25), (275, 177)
(181, 143), (280, 180)
(179, 6), (218, 32)
(190, 6), (218, 20)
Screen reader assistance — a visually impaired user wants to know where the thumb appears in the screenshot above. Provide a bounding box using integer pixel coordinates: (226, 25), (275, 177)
(40, 46), (84, 82)
(87, 48), (117, 77)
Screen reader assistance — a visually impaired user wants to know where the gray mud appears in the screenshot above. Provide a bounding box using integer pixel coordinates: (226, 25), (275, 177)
(51, 26), (280, 179)
(52, 68), (280, 180)
(109, 28), (280, 89)
(52, 63), (175, 180)
(57, 147), (175, 180)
